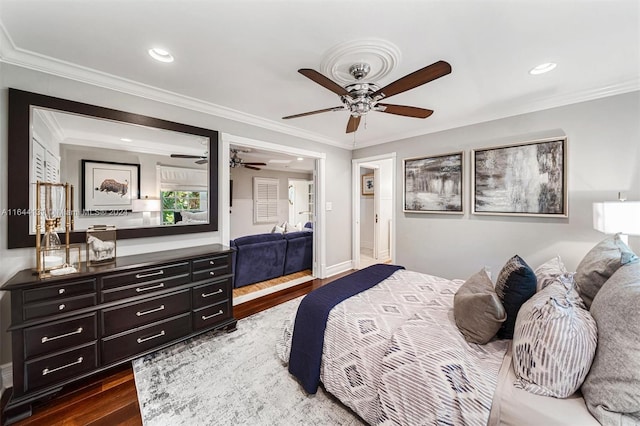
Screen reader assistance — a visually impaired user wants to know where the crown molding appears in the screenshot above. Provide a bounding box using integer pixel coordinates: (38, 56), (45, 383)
(0, 23), (351, 151)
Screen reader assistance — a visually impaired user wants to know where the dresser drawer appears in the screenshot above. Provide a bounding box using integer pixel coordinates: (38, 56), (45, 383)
(24, 314), (97, 359)
(25, 343), (98, 392)
(23, 279), (96, 304)
(101, 313), (191, 365)
(101, 273), (191, 303)
(192, 254), (230, 272)
(101, 290), (190, 336)
(193, 300), (232, 331)
(101, 262), (190, 289)
(192, 278), (231, 310)
(192, 264), (231, 282)
(23, 294), (96, 322)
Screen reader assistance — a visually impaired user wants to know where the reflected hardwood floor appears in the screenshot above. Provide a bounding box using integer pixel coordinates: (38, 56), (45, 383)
(1, 271), (353, 426)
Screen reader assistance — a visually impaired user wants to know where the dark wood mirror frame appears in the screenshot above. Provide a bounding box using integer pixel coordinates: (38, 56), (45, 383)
(8, 88), (219, 249)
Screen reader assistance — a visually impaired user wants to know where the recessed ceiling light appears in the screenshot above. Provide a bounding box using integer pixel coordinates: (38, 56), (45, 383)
(120, 138), (132, 142)
(148, 47), (174, 63)
(297, 157), (304, 161)
(529, 62), (557, 75)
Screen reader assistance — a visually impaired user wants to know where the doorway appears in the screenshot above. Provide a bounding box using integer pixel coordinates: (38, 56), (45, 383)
(352, 153), (396, 269)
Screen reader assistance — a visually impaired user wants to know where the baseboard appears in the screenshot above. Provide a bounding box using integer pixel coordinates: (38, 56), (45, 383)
(1, 362), (12, 393)
(325, 260), (353, 278)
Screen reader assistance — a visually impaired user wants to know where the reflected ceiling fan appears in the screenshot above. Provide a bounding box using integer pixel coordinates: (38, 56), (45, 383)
(229, 149), (267, 170)
(170, 152), (208, 164)
(282, 60), (452, 133)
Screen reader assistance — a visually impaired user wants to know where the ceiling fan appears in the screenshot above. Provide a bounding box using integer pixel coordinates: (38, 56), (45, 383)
(170, 152), (208, 164)
(282, 60), (452, 133)
(229, 149), (267, 170)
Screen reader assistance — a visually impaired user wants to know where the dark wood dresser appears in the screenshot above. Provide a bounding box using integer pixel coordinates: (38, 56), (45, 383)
(1, 244), (236, 424)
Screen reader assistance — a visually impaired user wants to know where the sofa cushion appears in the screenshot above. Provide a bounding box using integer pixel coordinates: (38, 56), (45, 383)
(234, 232), (284, 246)
(283, 231), (313, 275)
(453, 268), (506, 344)
(495, 255), (537, 339)
(512, 275), (597, 398)
(574, 233), (638, 308)
(581, 262), (640, 424)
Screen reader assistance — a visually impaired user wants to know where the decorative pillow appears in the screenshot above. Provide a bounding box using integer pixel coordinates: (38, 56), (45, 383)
(574, 233), (639, 308)
(453, 268), (506, 344)
(581, 261), (640, 425)
(534, 255), (568, 292)
(512, 275), (597, 398)
(495, 255), (537, 339)
(271, 224), (285, 234)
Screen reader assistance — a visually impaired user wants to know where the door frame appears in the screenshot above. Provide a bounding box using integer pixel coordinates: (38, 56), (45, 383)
(221, 133), (327, 278)
(352, 153), (397, 269)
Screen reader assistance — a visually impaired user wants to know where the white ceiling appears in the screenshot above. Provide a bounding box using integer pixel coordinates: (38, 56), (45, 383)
(1, 0), (638, 153)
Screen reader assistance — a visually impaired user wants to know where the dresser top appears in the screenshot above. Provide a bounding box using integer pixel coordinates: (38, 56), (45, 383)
(2, 244), (232, 290)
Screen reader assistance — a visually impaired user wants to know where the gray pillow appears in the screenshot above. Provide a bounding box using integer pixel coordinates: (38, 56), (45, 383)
(454, 269), (506, 344)
(512, 275), (597, 398)
(581, 261), (640, 425)
(574, 233), (638, 308)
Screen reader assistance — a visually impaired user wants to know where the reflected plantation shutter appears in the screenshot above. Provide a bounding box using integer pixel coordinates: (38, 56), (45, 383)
(254, 177), (279, 223)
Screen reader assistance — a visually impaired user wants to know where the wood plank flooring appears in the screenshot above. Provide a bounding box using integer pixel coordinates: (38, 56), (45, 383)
(2, 271), (352, 426)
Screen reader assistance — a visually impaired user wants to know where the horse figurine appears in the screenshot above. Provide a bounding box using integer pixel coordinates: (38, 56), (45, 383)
(87, 235), (115, 261)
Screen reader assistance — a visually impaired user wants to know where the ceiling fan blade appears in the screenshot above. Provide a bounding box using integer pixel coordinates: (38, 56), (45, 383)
(346, 115), (361, 134)
(283, 106), (344, 120)
(242, 162), (267, 166)
(371, 60), (452, 100)
(171, 154), (201, 159)
(244, 165), (261, 170)
(377, 103), (434, 118)
(298, 69), (349, 96)
(195, 159), (208, 165)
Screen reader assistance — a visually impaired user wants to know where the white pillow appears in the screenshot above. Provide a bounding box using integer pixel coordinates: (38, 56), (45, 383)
(272, 224), (285, 234)
(534, 255), (568, 292)
(285, 222), (299, 233)
(512, 275), (597, 398)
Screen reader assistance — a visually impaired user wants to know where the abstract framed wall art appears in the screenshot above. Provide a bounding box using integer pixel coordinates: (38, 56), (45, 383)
(403, 152), (463, 213)
(82, 160), (140, 212)
(472, 137), (567, 217)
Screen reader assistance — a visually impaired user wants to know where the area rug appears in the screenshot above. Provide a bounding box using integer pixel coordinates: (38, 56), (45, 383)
(132, 297), (365, 425)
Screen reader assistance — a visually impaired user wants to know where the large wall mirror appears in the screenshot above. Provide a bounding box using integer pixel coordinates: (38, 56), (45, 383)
(8, 88), (219, 248)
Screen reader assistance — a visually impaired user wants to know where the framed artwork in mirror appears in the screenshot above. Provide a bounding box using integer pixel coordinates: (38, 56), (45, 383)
(472, 137), (567, 217)
(403, 152), (463, 214)
(82, 160), (140, 212)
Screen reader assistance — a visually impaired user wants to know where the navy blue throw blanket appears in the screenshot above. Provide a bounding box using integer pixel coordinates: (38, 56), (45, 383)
(288, 264), (405, 394)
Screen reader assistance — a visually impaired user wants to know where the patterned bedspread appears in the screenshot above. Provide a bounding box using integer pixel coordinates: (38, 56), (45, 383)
(277, 269), (509, 425)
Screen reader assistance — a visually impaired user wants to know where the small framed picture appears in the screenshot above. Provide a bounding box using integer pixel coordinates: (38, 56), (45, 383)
(362, 174), (374, 196)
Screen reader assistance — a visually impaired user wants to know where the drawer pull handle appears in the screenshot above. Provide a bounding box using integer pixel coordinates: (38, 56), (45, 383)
(136, 305), (165, 317)
(59, 304), (66, 311)
(137, 330), (165, 344)
(135, 270), (164, 279)
(201, 289), (223, 298)
(209, 260), (217, 265)
(209, 271), (216, 276)
(136, 282), (165, 293)
(201, 310), (224, 320)
(41, 327), (83, 343)
(58, 288), (65, 294)
(42, 357), (83, 376)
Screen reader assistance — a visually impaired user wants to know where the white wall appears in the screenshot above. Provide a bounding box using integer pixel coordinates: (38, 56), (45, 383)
(354, 91), (640, 280)
(229, 166), (312, 239)
(0, 63), (353, 365)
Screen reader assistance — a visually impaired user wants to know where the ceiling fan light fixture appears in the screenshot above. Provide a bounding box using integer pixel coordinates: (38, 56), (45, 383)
(529, 62), (557, 75)
(148, 47), (174, 63)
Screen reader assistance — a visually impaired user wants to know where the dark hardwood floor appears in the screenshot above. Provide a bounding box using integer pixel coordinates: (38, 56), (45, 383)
(1, 272), (352, 426)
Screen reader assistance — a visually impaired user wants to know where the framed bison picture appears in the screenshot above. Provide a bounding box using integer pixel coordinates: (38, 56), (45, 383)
(82, 160), (140, 213)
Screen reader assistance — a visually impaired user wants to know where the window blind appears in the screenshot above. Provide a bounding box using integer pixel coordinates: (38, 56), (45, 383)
(253, 177), (279, 223)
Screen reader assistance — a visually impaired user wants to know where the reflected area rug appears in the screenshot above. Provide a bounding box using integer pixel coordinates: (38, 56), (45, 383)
(132, 297), (365, 425)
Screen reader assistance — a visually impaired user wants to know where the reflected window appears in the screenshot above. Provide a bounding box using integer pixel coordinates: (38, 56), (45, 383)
(161, 191), (207, 224)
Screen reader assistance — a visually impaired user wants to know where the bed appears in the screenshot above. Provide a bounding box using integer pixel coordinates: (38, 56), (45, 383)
(276, 264), (605, 426)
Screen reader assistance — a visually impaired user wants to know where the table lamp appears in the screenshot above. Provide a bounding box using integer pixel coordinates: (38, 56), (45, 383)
(132, 196), (162, 226)
(593, 200), (640, 244)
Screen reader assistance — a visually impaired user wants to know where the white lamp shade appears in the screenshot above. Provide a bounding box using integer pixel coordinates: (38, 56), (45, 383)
(132, 198), (161, 213)
(593, 201), (640, 235)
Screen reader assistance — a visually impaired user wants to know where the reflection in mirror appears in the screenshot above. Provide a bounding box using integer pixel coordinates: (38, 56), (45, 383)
(31, 108), (210, 232)
(8, 88), (219, 248)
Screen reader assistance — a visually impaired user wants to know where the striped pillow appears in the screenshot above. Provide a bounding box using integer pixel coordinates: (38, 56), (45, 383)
(512, 275), (597, 398)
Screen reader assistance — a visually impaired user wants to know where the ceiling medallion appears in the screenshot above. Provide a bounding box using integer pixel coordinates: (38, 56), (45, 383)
(320, 38), (401, 86)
